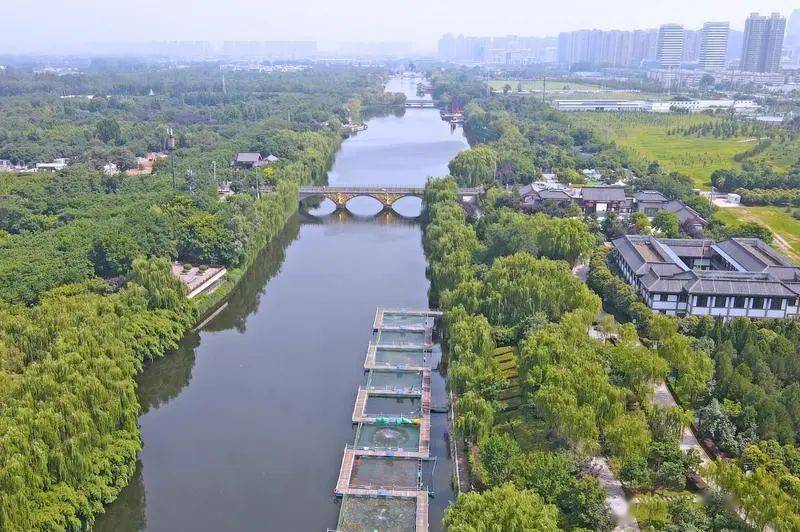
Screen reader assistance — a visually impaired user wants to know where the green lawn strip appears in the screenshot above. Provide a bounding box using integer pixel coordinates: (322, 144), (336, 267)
(715, 206), (800, 261)
(574, 113), (752, 189)
(489, 79), (607, 92)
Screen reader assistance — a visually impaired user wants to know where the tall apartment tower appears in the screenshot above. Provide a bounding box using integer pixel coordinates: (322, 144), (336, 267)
(700, 22), (730, 69)
(740, 12), (786, 72)
(657, 24), (685, 67)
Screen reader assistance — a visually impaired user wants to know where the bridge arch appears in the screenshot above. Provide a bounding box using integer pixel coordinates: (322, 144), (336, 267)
(296, 185), (482, 218)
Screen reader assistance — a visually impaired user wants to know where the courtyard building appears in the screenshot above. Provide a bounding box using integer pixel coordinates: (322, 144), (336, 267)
(612, 235), (800, 319)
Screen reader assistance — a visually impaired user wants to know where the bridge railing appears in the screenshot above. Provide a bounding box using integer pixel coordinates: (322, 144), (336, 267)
(297, 185), (483, 194)
(298, 186), (425, 194)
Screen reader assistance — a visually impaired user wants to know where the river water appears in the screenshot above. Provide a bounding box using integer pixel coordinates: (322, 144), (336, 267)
(94, 76), (468, 531)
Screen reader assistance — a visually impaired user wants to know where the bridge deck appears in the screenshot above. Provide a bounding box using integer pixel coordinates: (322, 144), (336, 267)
(297, 185), (483, 195)
(416, 492), (429, 532)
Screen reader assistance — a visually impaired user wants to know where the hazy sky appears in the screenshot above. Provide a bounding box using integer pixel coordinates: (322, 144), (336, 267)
(2, 0), (798, 53)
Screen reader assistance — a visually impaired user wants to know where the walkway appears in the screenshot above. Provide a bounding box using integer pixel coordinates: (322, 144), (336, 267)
(652, 382), (712, 467)
(572, 260), (640, 530)
(588, 458), (640, 532)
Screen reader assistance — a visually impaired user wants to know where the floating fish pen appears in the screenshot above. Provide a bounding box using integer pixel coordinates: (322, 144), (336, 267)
(354, 423), (421, 452)
(373, 308), (440, 331)
(372, 329), (428, 348)
(365, 345), (430, 371)
(366, 369), (424, 393)
(334, 309), (440, 532)
(335, 492), (428, 532)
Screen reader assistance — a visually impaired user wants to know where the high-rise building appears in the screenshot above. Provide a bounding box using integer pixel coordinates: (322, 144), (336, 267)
(700, 22), (730, 69)
(557, 28), (656, 68)
(683, 29), (701, 62)
(657, 24), (685, 68)
(787, 10), (800, 64)
(740, 12), (786, 72)
(438, 34), (457, 61)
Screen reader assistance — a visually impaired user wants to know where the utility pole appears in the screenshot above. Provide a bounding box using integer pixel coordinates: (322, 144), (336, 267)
(542, 76), (546, 104)
(211, 160), (217, 183)
(167, 127), (177, 191)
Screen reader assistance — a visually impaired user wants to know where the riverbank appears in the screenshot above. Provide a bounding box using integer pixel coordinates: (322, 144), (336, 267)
(193, 183), (299, 322)
(93, 76), (467, 531)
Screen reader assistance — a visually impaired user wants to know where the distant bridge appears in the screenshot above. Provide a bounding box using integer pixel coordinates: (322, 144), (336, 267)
(404, 99), (437, 108)
(298, 185), (483, 212)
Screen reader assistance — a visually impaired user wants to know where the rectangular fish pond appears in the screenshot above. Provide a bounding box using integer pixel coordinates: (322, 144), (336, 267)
(366, 370), (423, 392)
(349, 456), (421, 490)
(354, 422), (421, 452)
(336, 495), (417, 532)
(365, 395), (421, 418)
(373, 348), (428, 368)
(372, 329), (426, 347)
(379, 311), (431, 329)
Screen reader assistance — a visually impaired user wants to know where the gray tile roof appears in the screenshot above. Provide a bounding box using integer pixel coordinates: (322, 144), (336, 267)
(634, 190), (668, 203)
(716, 238), (796, 272)
(686, 271), (798, 297)
(538, 189), (573, 201)
(613, 235), (800, 299)
(581, 186), (627, 202)
(664, 200), (707, 226)
(236, 152), (262, 163)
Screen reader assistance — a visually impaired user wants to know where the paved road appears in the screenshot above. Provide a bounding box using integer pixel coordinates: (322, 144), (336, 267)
(588, 457), (640, 532)
(652, 382), (712, 467)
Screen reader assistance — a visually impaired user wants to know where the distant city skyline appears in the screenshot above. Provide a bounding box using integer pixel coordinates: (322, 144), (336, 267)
(1, 1), (797, 54)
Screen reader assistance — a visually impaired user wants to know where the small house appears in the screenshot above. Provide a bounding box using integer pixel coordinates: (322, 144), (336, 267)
(232, 152), (265, 169)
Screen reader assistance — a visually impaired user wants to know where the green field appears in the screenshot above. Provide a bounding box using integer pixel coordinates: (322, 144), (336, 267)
(715, 206), (800, 261)
(572, 113), (800, 261)
(489, 79), (606, 92)
(572, 113), (756, 189)
(489, 80), (650, 101)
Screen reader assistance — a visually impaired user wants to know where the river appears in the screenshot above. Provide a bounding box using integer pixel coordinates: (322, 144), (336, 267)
(94, 75), (468, 531)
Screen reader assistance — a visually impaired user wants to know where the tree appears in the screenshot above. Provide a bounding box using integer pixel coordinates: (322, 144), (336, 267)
(652, 210), (680, 237)
(478, 433), (522, 487)
(95, 117), (122, 144)
(658, 334), (713, 405)
(634, 494), (669, 528)
(455, 391), (495, 443)
(629, 211), (651, 234)
(729, 221), (773, 243)
(605, 412), (652, 463)
(448, 146), (496, 187)
(443, 483), (560, 531)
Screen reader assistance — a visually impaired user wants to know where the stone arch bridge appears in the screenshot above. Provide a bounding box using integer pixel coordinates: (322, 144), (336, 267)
(297, 185), (483, 212)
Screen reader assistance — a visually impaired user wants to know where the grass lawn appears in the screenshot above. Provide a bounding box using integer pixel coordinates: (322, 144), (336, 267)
(715, 206), (800, 262)
(573, 112), (800, 263)
(489, 79), (607, 92)
(572, 113), (753, 189)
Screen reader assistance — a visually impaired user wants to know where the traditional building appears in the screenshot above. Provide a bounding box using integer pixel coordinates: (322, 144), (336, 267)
(612, 235), (800, 319)
(579, 186), (628, 217)
(232, 152), (265, 169)
(632, 191), (707, 236)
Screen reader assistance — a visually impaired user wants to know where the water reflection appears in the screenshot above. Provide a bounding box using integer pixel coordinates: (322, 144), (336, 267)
(203, 214), (301, 334)
(93, 76), (466, 532)
(302, 198), (423, 220)
(94, 462), (146, 532)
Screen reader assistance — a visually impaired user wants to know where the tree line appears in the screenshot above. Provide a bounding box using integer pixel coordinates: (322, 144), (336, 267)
(0, 64), (393, 529)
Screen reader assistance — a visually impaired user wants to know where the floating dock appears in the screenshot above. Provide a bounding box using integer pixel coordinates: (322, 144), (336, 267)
(333, 308), (439, 532)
